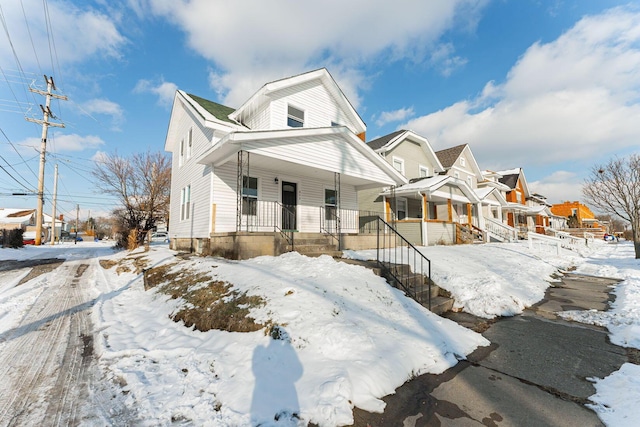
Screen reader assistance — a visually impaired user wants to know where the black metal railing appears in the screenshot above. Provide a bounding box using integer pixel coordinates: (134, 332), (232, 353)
(274, 201), (295, 250)
(320, 206), (340, 249)
(376, 217), (433, 310)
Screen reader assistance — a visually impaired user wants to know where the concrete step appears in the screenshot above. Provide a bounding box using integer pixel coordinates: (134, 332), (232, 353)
(296, 250), (343, 258)
(429, 296), (455, 315)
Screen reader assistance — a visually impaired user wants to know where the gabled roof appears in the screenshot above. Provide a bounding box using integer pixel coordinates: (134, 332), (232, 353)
(195, 126), (407, 188)
(164, 91), (245, 152)
(498, 173), (519, 190)
(367, 130), (405, 150)
(435, 143), (483, 180)
(185, 93), (237, 124)
(366, 129), (445, 174)
(229, 68), (366, 134)
(381, 175), (480, 203)
(435, 144), (467, 169)
(496, 167), (531, 198)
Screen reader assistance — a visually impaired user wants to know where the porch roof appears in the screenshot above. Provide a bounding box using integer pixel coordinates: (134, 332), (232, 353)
(475, 186), (508, 207)
(196, 126), (408, 189)
(380, 175), (480, 203)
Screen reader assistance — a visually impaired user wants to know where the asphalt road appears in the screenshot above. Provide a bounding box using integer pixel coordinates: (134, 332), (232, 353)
(351, 272), (631, 427)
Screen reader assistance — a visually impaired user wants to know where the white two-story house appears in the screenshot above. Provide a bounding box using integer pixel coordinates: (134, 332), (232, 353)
(165, 69), (406, 258)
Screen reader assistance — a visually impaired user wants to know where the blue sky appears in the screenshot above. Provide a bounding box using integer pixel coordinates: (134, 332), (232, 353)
(1, 0), (639, 222)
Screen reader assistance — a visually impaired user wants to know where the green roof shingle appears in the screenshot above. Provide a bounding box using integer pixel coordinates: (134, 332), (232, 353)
(186, 93), (236, 124)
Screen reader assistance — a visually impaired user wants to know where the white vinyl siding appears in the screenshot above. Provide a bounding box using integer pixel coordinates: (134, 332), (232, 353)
(385, 139), (439, 180)
(211, 163), (359, 233)
(168, 102), (220, 238)
(269, 80), (360, 133)
(241, 136), (396, 185)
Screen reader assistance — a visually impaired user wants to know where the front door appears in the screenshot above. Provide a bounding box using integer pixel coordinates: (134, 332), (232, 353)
(282, 181), (297, 230)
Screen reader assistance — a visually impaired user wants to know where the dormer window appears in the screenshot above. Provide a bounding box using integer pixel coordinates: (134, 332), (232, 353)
(287, 105), (304, 128)
(460, 158), (466, 167)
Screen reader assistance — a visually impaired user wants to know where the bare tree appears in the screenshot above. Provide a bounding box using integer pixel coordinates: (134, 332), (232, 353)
(583, 154), (640, 258)
(93, 151), (171, 247)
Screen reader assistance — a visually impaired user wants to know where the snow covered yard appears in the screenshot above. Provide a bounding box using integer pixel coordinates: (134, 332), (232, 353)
(1, 238), (639, 426)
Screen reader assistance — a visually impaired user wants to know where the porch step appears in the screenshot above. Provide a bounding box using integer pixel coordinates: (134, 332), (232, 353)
(285, 233), (341, 258)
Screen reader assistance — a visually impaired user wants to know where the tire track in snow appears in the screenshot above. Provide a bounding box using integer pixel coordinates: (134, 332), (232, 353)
(0, 260), (95, 426)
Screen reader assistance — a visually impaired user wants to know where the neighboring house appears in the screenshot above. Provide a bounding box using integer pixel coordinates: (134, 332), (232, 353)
(0, 208), (59, 240)
(359, 132), (483, 246)
(496, 168), (558, 237)
(551, 201), (602, 229)
(165, 68), (407, 258)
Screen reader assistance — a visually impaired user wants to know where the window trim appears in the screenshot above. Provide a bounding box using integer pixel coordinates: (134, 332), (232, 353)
(287, 104), (304, 128)
(242, 176), (259, 216)
(186, 128), (193, 159)
(179, 139), (185, 167)
(460, 157), (466, 167)
(419, 165), (429, 178)
(392, 156), (405, 175)
(324, 187), (337, 221)
(180, 185), (191, 221)
(395, 197), (408, 221)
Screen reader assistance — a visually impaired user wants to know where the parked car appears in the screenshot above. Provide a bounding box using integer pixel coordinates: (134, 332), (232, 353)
(603, 234), (615, 241)
(151, 232), (169, 243)
(76, 236), (83, 242)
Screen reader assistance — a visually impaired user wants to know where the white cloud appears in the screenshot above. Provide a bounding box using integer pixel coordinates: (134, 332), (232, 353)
(144, 0), (488, 106)
(134, 79), (178, 108)
(16, 133), (104, 153)
(81, 99), (124, 130)
(375, 107), (415, 127)
(0, 0), (126, 70)
(529, 171), (582, 205)
(402, 7), (640, 171)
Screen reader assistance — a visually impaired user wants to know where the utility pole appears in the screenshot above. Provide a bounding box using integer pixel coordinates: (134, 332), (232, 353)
(26, 75), (67, 245)
(75, 204), (79, 245)
(50, 164), (58, 245)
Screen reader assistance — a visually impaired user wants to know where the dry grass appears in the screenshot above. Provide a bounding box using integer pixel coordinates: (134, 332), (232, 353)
(99, 260), (118, 269)
(145, 263), (265, 333)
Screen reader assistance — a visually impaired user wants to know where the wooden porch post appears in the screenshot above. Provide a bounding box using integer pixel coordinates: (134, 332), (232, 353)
(467, 203), (472, 225)
(447, 199), (453, 222)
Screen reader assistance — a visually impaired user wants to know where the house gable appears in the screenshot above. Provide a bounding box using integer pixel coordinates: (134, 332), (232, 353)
(367, 130), (445, 178)
(229, 69), (366, 139)
(435, 144), (483, 188)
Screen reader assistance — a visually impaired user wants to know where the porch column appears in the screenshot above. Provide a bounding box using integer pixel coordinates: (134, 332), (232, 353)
(422, 194), (428, 222)
(383, 196), (391, 222)
(447, 199), (453, 222)
(467, 203), (472, 225)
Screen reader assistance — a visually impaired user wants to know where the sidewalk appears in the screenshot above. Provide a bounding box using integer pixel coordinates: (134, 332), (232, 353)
(351, 273), (628, 426)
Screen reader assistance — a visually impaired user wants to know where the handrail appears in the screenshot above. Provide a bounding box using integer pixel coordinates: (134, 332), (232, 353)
(376, 217), (433, 310)
(484, 217), (518, 242)
(320, 206), (341, 250)
(274, 201), (294, 250)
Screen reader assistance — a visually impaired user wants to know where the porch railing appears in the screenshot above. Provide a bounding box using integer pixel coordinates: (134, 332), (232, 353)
(376, 217), (433, 310)
(484, 217), (518, 242)
(237, 200), (295, 249)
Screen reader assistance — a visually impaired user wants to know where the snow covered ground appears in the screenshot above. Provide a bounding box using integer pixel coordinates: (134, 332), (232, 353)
(1, 239), (639, 426)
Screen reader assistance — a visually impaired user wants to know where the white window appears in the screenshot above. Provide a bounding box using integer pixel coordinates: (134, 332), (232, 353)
(419, 166), (429, 177)
(392, 157), (405, 175)
(187, 128), (193, 159)
(287, 105), (304, 128)
(460, 157), (466, 167)
(179, 139), (185, 167)
(454, 171), (460, 179)
(396, 198), (408, 220)
(180, 185), (191, 220)
(242, 176), (258, 216)
(324, 188), (337, 221)
(467, 176), (473, 187)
